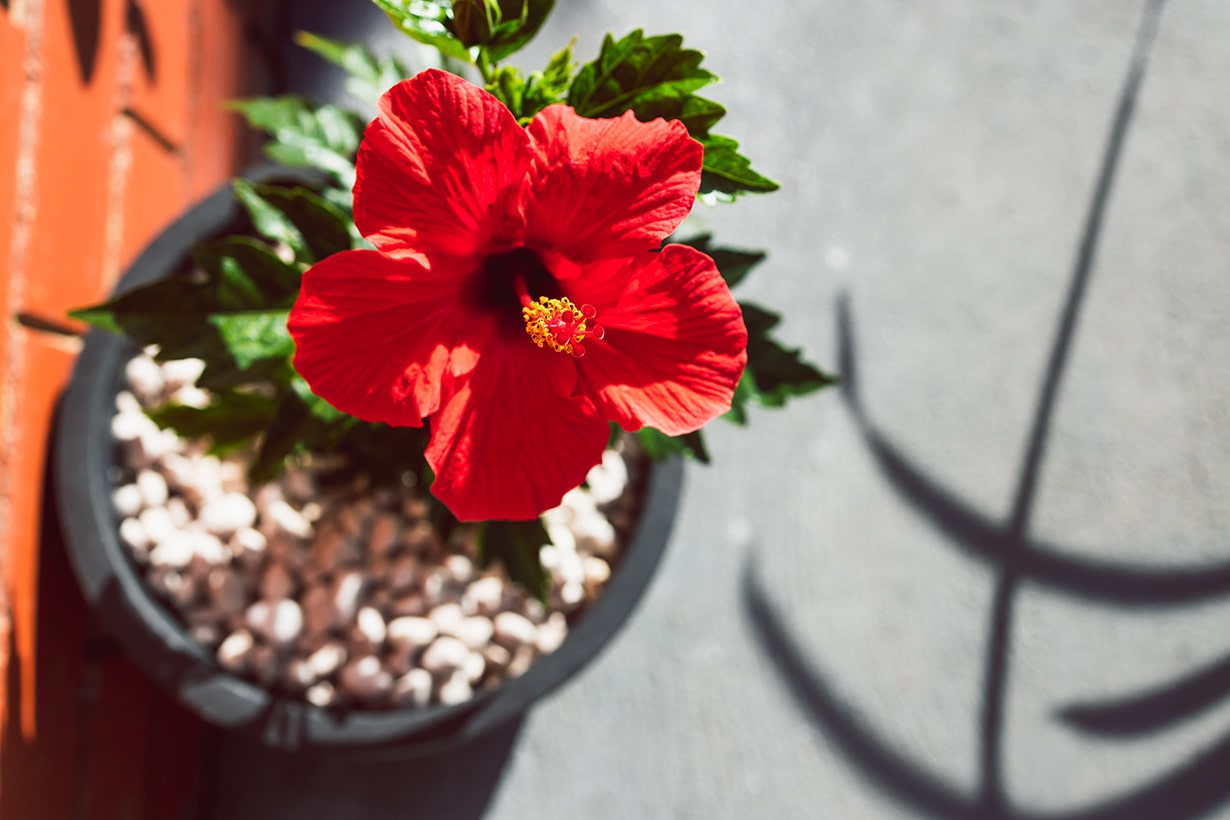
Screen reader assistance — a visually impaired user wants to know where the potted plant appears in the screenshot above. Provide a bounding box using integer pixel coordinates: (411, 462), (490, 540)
(55, 0), (833, 754)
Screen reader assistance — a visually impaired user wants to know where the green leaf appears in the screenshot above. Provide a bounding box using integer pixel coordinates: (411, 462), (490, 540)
(228, 95), (313, 134)
(289, 373), (349, 425)
(147, 390), (279, 456)
(336, 421), (430, 487)
(69, 278), (210, 340)
(568, 30), (716, 121)
(321, 186), (356, 215)
(737, 301), (838, 412)
(295, 32), (382, 80)
(232, 181), (352, 264)
(207, 311), (294, 372)
(249, 390), (313, 483)
(228, 97), (360, 185)
(280, 183), (353, 260)
(192, 238), (300, 307)
(371, 0), (473, 61)
(722, 376), (755, 426)
(519, 41), (574, 119)
(484, 65), (526, 117)
(484, 0), (554, 62)
(675, 95), (726, 138)
(486, 41), (575, 123)
(228, 97), (360, 155)
(636, 427), (710, 464)
(477, 519), (550, 601)
(567, 30), (776, 201)
(263, 142), (356, 188)
(675, 234), (765, 289)
(72, 242), (299, 395)
(70, 253), (273, 362)
(294, 31), (412, 105)
(699, 134), (780, 203)
(194, 311), (295, 392)
(230, 180), (308, 261)
(439, 0), (554, 60)
(246, 375), (382, 485)
(292, 31), (413, 104)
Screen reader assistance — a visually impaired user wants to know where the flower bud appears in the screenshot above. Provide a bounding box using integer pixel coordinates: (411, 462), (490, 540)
(450, 0), (497, 47)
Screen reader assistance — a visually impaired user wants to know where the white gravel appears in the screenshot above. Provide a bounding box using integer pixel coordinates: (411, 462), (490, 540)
(109, 349), (640, 710)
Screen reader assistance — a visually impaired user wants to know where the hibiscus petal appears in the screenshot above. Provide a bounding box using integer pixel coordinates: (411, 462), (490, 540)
(426, 331), (610, 521)
(354, 69), (532, 260)
(571, 244), (748, 436)
(524, 106), (702, 263)
(289, 249), (480, 428)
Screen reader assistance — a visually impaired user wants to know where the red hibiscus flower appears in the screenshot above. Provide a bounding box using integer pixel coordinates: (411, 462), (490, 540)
(288, 68), (747, 521)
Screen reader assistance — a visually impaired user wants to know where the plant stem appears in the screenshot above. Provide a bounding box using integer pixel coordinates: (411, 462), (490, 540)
(476, 48), (495, 84)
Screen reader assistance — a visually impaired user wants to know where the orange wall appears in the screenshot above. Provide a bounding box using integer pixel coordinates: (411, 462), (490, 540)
(0, 0), (254, 815)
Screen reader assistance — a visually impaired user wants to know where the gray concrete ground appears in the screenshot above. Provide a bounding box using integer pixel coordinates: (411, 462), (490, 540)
(218, 1), (1230, 817)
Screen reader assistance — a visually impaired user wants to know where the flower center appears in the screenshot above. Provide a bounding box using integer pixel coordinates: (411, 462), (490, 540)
(471, 246), (605, 357)
(521, 297), (604, 358)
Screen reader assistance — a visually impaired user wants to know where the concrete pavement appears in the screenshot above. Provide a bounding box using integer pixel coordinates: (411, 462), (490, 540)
(218, 1), (1230, 817)
(489, 1), (1230, 817)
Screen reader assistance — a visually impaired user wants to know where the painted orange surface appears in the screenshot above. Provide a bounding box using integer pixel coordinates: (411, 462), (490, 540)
(0, 0), (254, 815)
(0, 8), (28, 718)
(187, 0), (250, 202)
(21, 0), (124, 319)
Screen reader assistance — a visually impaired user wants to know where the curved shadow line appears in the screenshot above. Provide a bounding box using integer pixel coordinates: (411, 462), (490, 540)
(742, 561), (979, 820)
(836, 295), (1230, 608)
(742, 560), (1230, 820)
(1059, 649), (1230, 739)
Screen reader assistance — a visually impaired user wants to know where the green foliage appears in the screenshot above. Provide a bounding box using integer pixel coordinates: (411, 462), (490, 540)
(371, 0), (552, 63)
(248, 389), (318, 484)
(568, 30), (778, 201)
(477, 518), (551, 601)
(698, 135), (781, 205)
(485, 42), (575, 123)
(636, 427), (711, 464)
(192, 237), (301, 303)
(227, 97), (361, 187)
(71, 244), (295, 371)
(371, 0), (471, 61)
(480, 0), (555, 61)
(148, 391), (279, 456)
(568, 31), (715, 120)
(295, 32), (412, 105)
(732, 302), (838, 422)
(71, 178), (380, 484)
(450, 0), (498, 47)
(656, 236), (837, 436)
(232, 181), (352, 264)
(70, 9), (833, 593)
(207, 312), (294, 374)
(676, 234), (765, 289)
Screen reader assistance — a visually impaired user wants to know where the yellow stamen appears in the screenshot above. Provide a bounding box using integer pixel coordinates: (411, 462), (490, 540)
(521, 296), (601, 358)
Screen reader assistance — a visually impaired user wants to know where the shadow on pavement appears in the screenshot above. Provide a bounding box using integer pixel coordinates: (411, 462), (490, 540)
(744, 0), (1230, 817)
(209, 718), (523, 820)
(743, 565), (1230, 820)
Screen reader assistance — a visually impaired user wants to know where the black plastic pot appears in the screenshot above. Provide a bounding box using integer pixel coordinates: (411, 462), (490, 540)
(54, 167), (682, 757)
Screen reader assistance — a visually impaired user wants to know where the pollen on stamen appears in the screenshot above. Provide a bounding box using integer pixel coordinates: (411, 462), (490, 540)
(522, 296), (599, 357)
